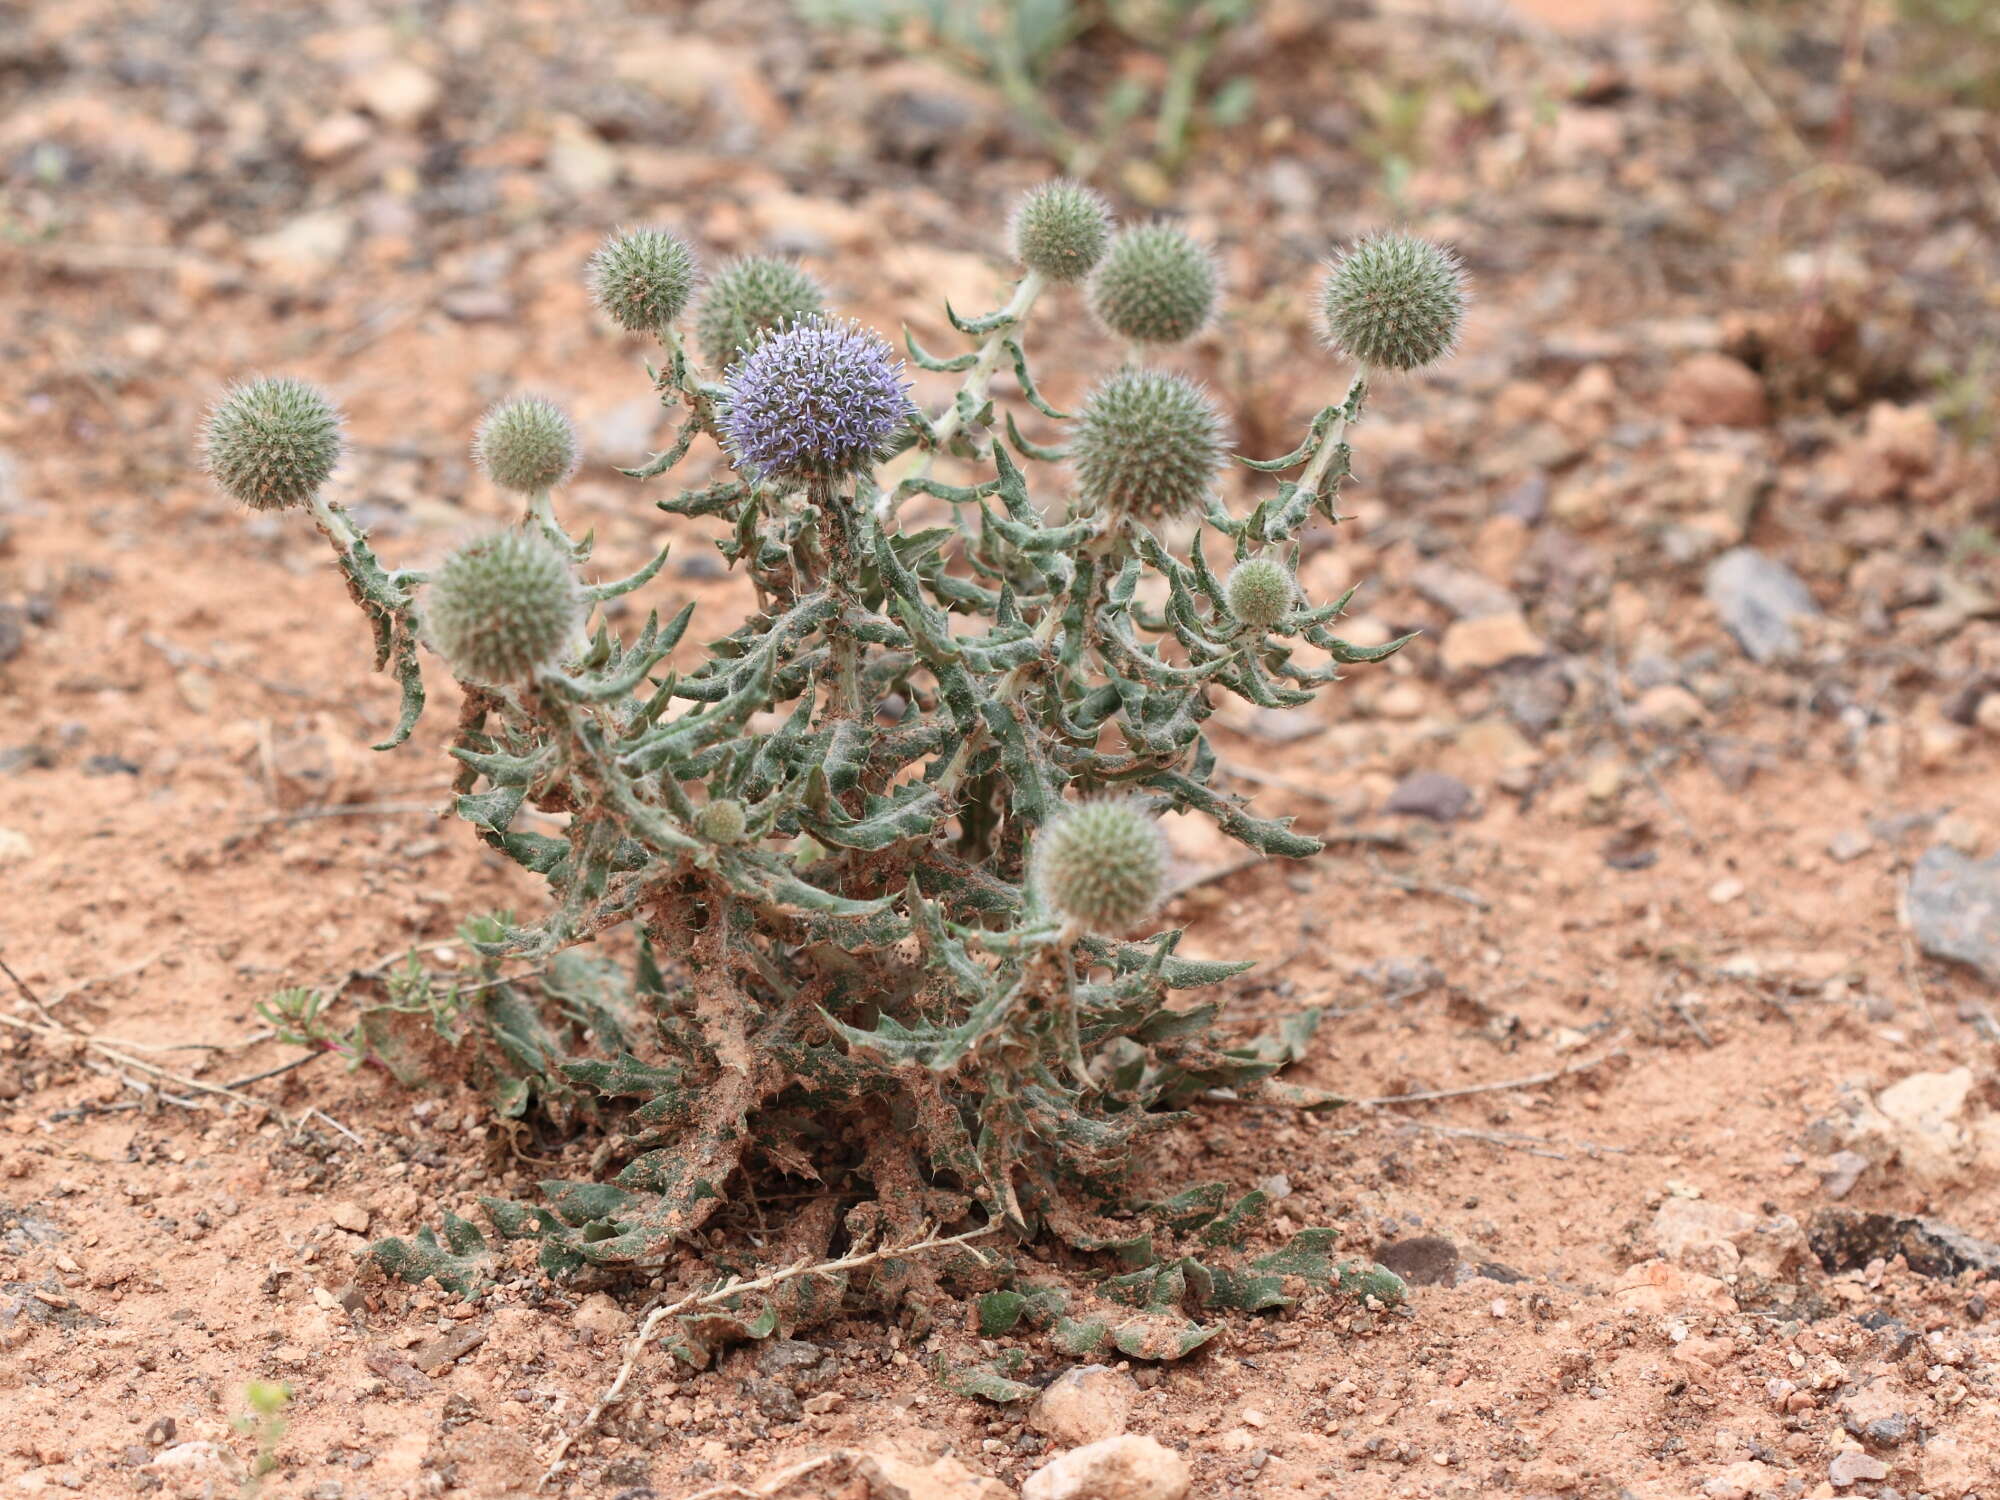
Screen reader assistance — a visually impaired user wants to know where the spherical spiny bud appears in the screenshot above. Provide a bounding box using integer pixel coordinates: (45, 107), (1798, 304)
(695, 798), (748, 844)
(1007, 179), (1113, 284)
(422, 529), (582, 685)
(1070, 367), (1228, 524)
(1087, 222), (1217, 346)
(1317, 232), (1467, 372)
(1034, 798), (1168, 935)
(692, 257), (826, 370)
(1225, 556), (1297, 630)
(720, 318), (911, 483)
(202, 376), (344, 511)
(473, 396), (579, 495)
(588, 227), (699, 334)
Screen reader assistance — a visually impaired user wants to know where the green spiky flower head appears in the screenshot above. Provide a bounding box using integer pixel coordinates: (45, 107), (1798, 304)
(1034, 798), (1169, 935)
(1070, 367), (1228, 524)
(1007, 179), (1113, 284)
(423, 529), (582, 685)
(692, 257), (826, 370)
(588, 227), (699, 334)
(1087, 222), (1217, 346)
(1226, 556), (1298, 630)
(202, 376), (344, 511)
(695, 798), (748, 845)
(473, 396), (579, 495)
(1318, 233), (1467, 372)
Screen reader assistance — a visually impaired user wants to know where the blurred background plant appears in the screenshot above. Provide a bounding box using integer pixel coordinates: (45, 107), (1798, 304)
(793, 0), (1258, 189)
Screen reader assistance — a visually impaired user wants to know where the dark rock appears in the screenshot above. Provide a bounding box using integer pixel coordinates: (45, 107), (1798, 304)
(82, 754), (140, 777)
(1907, 845), (2000, 984)
(1809, 1208), (2000, 1279)
(1860, 1413), (1911, 1448)
(1856, 1310), (1920, 1360)
(677, 552), (726, 580)
(1704, 548), (1820, 664)
(1495, 658), (1573, 738)
(1385, 771), (1472, 822)
(743, 1376), (802, 1423)
(1372, 1235), (1458, 1287)
(1495, 472), (1548, 525)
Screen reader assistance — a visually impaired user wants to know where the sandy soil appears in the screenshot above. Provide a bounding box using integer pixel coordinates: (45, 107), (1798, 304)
(2, 0), (1997, 1496)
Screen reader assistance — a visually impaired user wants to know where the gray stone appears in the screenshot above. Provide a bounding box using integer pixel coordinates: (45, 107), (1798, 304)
(1411, 561), (1519, 620)
(1862, 1413), (1911, 1447)
(1908, 845), (2000, 983)
(1704, 548), (1819, 663)
(1372, 1235), (1459, 1287)
(1385, 771), (1473, 822)
(1829, 1451), (1889, 1486)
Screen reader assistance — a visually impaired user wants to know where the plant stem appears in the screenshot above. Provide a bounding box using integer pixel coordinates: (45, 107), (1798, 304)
(1297, 366), (1370, 501)
(306, 492), (361, 552)
(884, 271), (1048, 522)
(815, 477), (865, 723)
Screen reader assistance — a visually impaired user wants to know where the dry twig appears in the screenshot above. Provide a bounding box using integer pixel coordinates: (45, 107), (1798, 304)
(1682, 0), (1813, 169)
(679, 1453), (842, 1500)
(1363, 852), (1490, 912)
(539, 1222), (1000, 1489)
(1356, 1041), (1628, 1107)
(1, 952), (282, 1117)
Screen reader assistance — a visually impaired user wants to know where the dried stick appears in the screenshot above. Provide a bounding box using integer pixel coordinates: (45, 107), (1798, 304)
(1683, 0), (1812, 170)
(0, 955), (277, 1117)
(538, 1222), (1000, 1489)
(0, 954), (65, 1031)
(1356, 1041), (1627, 1107)
(680, 1452), (841, 1500)
(1394, 1118), (1632, 1160)
(1363, 852), (1490, 912)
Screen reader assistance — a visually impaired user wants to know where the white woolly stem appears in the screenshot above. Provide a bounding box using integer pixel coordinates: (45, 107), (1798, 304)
(1297, 365), (1369, 500)
(881, 271), (1047, 523)
(307, 492), (361, 553)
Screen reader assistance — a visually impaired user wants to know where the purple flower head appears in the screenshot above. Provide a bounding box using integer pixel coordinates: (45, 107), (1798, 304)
(720, 318), (911, 483)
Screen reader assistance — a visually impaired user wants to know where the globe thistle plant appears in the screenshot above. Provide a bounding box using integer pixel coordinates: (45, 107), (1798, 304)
(720, 318), (910, 483)
(1318, 233), (1467, 372)
(203, 376), (344, 511)
(1225, 555), (1297, 630)
(203, 193), (1463, 1349)
(589, 227), (699, 334)
(1034, 799), (1169, 934)
(1088, 222), (1217, 346)
(1007, 179), (1113, 284)
(474, 396), (580, 495)
(692, 256), (826, 370)
(1070, 367), (1228, 523)
(421, 529), (582, 685)
(695, 797), (748, 845)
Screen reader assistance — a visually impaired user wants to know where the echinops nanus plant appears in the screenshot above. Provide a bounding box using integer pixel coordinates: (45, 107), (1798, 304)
(202, 198), (1465, 1344)
(692, 256), (826, 370)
